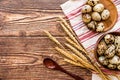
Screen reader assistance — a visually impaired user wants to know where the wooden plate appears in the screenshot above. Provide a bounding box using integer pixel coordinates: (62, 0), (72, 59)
(100, 0), (118, 32)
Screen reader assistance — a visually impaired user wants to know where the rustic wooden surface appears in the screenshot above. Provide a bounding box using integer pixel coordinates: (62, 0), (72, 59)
(0, 0), (91, 80)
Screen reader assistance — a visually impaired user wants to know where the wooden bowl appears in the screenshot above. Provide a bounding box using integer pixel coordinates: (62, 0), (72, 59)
(95, 32), (120, 70)
(100, 0), (118, 32)
(83, 0), (118, 32)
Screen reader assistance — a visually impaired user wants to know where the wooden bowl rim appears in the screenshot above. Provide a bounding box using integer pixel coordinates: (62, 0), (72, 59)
(103, 0), (118, 32)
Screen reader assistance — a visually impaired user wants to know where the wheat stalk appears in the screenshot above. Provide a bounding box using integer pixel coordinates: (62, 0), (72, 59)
(59, 17), (75, 35)
(65, 43), (88, 62)
(59, 22), (79, 45)
(65, 37), (110, 80)
(55, 47), (77, 62)
(64, 58), (84, 67)
(55, 47), (95, 70)
(65, 37), (87, 54)
(44, 17), (114, 80)
(60, 18), (112, 80)
(44, 30), (64, 49)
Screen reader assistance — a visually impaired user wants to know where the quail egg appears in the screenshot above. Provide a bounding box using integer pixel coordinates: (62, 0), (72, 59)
(102, 59), (109, 66)
(114, 36), (120, 56)
(97, 40), (107, 56)
(96, 22), (105, 32)
(87, 0), (99, 6)
(117, 64), (120, 70)
(82, 5), (92, 13)
(92, 12), (101, 21)
(115, 36), (120, 46)
(87, 21), (97, 30)
(108, 64), (116, 69)
(93, 3), (104, 12)
(101, 9), (110, 20)
(99, 56), (105, 63)
(109, 55), (120, 65)
(104, 34), (115, 44)
(116, 48), (120, 57)
(116, 49), (120, 57)
(105, 44), (116, 58)
(82, 14), (91, 23)
(99, 56), (109, 66)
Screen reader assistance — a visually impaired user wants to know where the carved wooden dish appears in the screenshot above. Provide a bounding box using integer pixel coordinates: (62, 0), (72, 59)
(95, 32), (120, 71)
(100, 0), (118, 32)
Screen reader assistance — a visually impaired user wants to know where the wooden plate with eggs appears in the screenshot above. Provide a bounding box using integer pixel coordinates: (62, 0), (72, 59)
(95, 32), (120, 70)
(82, 0), (118, 32)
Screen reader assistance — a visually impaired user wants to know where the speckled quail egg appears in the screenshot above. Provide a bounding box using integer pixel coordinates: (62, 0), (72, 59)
(105, 44), (116, 58)
(115, 36), (120, 46)
(87, 0), (99, 6)
(101, 9), (110, 20)
(114, 36), (120, 56)
(93, 3), (104, 12)
(96, 22), (105, 32)
(117, 64), (120, 70)
(104, 34), (115, 44)
(99, 56), (109, 66)
(97, 40), (107, 56)
(116, 49), (120, 57)
(109, 55), (120, 65)
(116, 48), (120, 57)
(92, 12), (101, 21)
(108, 64), (116, 69)
(82, 14), (91, 23)
(102, 59), (109, 66)
(82, 5), (92, 13)
(87, 21), (97, 31)
(99, 56), (105, 63)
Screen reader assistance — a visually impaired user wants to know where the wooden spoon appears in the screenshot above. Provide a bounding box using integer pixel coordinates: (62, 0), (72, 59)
(43, 58), (84, 80)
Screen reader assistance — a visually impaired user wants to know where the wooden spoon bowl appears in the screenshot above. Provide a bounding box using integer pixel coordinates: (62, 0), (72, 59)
(100, 0), (118, 32)
(95, 32), (120, 71)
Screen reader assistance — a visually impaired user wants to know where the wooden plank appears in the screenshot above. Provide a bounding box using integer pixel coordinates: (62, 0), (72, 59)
(0, 37), (66, 53)
(0, 36), (92, 80)
(0, 22), (66, 37)
(0, 10), (66, 37)
(0, 37), (69, 66)
(0, 65), (91, 80)
(0, 0), (92, 80)
(0, 0), (66, 37)
(0, 0), (66, 11)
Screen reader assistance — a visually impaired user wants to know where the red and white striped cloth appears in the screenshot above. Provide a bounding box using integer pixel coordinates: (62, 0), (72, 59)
(61, 0), (120, 52)
(61, 0), (120, 80)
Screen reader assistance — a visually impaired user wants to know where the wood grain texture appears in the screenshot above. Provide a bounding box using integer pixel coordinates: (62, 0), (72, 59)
(0, 0), (92, 80)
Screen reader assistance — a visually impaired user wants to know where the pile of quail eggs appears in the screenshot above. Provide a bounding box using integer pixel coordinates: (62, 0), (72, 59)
(97, 34), (120, 70)
(82, 0), (110, 32)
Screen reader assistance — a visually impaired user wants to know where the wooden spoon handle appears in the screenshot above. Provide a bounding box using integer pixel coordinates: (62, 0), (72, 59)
(60, 68), (84, 80)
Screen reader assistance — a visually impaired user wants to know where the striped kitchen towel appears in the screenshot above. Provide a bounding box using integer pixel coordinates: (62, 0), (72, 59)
(61, 0), (120, 80)
(61, 0), (120, 52)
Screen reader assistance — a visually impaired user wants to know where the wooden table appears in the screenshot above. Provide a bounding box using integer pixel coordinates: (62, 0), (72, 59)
(0, 0), (91, 80)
